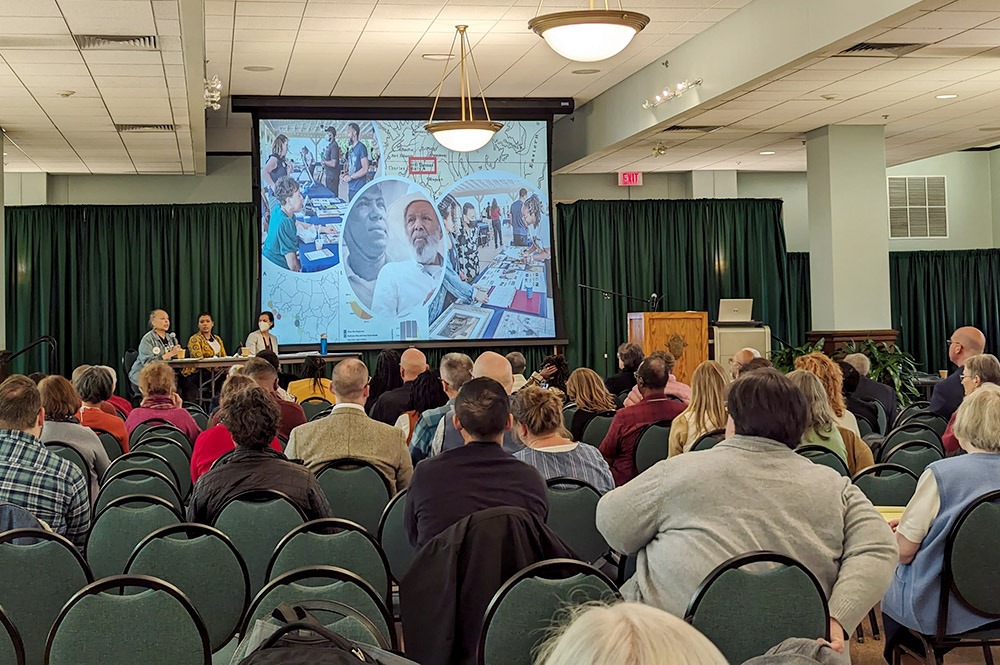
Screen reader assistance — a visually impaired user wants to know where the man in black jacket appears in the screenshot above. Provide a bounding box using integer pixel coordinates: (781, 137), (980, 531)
(187, 386), (330, 525)
(369, 347), (428, 425)
(843, 353), (898, 427)
(930, 326), (985, 420)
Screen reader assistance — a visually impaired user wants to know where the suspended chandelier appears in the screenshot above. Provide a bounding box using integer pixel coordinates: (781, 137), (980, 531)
(528, 0), (650, 63)
(425, 25), (503, 153)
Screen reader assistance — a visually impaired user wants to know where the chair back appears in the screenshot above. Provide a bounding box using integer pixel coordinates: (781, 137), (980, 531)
(851, 464), (919, 507)
(135, 426), (193, 457)
(122, 350), (139, 401)
(300, 398), (332, 421)
(44, 575), (210, 665)
(902, 411), (949, 439)
(0, 605), (24, 665)
(940, 489), (1000, 639)
(634, 422), (671, 473)
(894, 400), (931, 429)
(376, 490), (414, 583)
(240, 565), (396, 650)
(266, 518), (391, 604)
(182, 402), (207, 417)
(44, 444), (89, 489)
(0, 530), (92, 665)
(211, 490), (307, 596)
(125, 524), (249, 653)
(690, 428), (726, 452)
(856, 414), (875, 439)
(86, 496), (182, 581)
(479, 559), (620, 665)
(130, 437), (192, 499)
(858, 397), (888, 435)
(95, 468), (183, 515)
(91, 429), (124, 462)
(615, 391), (629, 409)
(795, 445), (850, 476)
(561, 404), (577, 430)
(187, 410), (209, 431)
(883, 441), (944, 477)
(130, 420), (179, 444)
(684, 551), (830, 664)
(544, 478), (608, 564)
(104, 451), (180, 492)
(581, 415), (614, 447)
(880, 423), (943, 459)
(316, 458), (392, 535)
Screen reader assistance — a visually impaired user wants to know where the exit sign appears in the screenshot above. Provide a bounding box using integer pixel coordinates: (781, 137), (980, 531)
(618, 171), (643, 187)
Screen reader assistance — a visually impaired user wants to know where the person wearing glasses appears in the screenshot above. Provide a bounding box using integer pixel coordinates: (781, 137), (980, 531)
(728, 347), (761, 380)
(931, 327), (986, 420)
(940, 353), (1000, 454)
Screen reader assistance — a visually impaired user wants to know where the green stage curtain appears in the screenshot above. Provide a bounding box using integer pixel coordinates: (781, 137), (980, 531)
(555, 199), (790, 374)
(787, 252), (812, 346)
(5, 204), (259, 379)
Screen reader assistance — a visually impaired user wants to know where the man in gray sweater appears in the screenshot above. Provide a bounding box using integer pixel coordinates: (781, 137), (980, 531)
(597, 368), (897, 657)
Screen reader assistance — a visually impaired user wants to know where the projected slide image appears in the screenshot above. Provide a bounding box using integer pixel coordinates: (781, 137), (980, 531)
(258, 117), (556, 345)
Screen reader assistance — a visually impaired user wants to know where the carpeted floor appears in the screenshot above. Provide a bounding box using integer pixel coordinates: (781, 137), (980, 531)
(850, 610), (997, 665)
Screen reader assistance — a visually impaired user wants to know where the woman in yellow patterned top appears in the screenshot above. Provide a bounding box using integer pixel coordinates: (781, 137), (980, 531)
(287, 355), (335, 403)
(184, 312), (228, 377)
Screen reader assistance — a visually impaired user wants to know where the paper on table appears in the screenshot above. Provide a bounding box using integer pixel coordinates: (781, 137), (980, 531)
(305, 248), (334, 261)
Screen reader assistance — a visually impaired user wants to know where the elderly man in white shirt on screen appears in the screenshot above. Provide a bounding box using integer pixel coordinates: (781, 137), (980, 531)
(371, 198), (445, 322)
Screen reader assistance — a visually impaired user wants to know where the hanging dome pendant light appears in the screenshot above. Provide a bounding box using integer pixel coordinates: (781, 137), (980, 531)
(425, 25), (503, 153)
(528, 0), (650, 63)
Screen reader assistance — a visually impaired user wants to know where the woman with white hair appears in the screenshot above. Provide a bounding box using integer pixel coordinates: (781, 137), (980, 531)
(881, 383), (1000, 659)
(537, 602), (727, 665)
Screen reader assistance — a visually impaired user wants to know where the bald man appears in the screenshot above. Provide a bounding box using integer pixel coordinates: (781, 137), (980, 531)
(369, 348), (429, 425)
(729, 347), (761, 380)
(930, 326), (987, 420)
(430, 351), (523, 457)
(285, 358), (412, 492)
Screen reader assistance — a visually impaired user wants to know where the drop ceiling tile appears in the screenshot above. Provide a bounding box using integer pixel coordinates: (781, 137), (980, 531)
(0, 17), (68, 34)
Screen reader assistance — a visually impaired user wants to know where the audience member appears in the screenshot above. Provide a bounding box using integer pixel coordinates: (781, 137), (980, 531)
(600, 356), (686, 486)
(795, 352), (861, 437)
(242, 358), (306, 441)
(432, 351), (522, 456)
(882, 384), (1000, 659)
(27, 373), (46, 385)
(38, 376), (111, 502)
(512, 386), (614, 494)
(565, 368), (617, 442)
(787, 370), (874, 474)
(0, 376), (90, 548)
(941, 353), (1000, 454)
(843, 353), (897, 428)
(931, 326), (986, 420)
(536, 602), (727, 665)
(189, 374), (282, 483)
(287, 355), (335, 403)
(668, 360), (728, 457)
(838, 360), (879, 431)
(74, 366), (129, 454)
(256, 349), (297, 402)
(411, 353), (473, 464)
(741, 357), (774, 373)
(524, 354), (569, 396)
(506, 351), (528, 392)
(394, 370), (448, 444)
(597, 368), (897, 653)
(286, 358), (412, 492)
(729, 347), (762, 379)
(623, 351), (691, 407)
(370, 348), (428, 425)
(366, 349), (402, 415)
(70, 364), (114, 415)
(187, 386), (330, 524)
(404, 377), (547, 549)
(605, 342), (644, 396)
(98, 365), (133, 415)
(125, 361), (202, 444)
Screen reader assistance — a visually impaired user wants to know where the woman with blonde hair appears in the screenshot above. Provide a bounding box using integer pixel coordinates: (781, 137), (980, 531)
(512, 386), (614, 494)
(794, 352), (860, 436)
(787, 369), (874, 474)
(668, 360), (728, 457)
(566, 368), (617, 442)
(537, 602), (727, 665)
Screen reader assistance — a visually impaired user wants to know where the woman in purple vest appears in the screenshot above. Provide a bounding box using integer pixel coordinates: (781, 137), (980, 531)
(882, 384), (1000, 659)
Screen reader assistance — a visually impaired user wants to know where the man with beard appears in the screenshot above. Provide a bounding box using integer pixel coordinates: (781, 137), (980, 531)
(371, 198), (446, 321)
(343, 183), (388, 310)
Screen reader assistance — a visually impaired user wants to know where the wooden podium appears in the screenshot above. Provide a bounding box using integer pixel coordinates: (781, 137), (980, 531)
(627, 312), (708, 385)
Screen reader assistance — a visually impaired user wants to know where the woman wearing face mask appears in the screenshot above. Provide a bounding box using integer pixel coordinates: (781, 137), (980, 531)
(244, 311), (279, 356)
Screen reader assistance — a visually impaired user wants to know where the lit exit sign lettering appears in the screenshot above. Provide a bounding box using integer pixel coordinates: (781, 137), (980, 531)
(618, 171), (643, 187)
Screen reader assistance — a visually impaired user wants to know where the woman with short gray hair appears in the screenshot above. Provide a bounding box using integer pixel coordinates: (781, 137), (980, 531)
(941, 353), (1000, 453)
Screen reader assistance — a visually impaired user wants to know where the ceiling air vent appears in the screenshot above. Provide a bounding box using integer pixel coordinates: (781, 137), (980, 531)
(115, 124), (175, 133)
(662, 125), (723, 133)
(75, 35), (159, 51)
(836, 42), (927, 58)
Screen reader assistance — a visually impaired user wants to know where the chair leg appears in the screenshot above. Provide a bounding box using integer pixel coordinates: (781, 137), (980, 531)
(984, 645), (996, 665)
(870, 608), (881, 640)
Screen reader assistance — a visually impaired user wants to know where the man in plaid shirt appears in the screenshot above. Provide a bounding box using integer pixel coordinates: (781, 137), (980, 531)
(0, 375), (90, 549)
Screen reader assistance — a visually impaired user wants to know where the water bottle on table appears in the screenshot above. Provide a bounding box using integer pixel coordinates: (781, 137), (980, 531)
(320, 334), (328, 355)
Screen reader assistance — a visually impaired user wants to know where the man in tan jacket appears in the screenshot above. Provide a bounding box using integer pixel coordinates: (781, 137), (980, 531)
(285, 358), (413, 493)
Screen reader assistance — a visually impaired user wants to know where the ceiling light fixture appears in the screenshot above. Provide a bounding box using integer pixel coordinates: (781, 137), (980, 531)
(935, 93), (958, 99)
(243, 65), (273, 72)
(759, 151), (775, 155)
(529, 0), (649, 62)
(652, 142), (669, 157)
(571, 68), (601, 75)
(641, 78), (702, 109)
(425, 25), (502, 153)
(204, 75), (223, 111)
(56, 90), (75, 98)
(422, 53), (455, 61)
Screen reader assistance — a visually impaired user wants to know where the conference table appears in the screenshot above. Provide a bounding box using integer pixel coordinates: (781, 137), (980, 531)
(166, 351), (360, 409)
(292, 170), (345, 273)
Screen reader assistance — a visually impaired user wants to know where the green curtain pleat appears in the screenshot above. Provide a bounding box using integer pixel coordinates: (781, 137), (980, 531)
(555, 199), (789, 374)
(5, 203), (259, 379)
(786, 252), (812, 346)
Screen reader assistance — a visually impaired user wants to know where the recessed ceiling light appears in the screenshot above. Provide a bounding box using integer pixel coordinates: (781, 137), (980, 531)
(2, 153), (6, 156)
(421, 53), (455, 61)
(759, 151), (775, 155)
(979, 127), (1000, 132)
(935, 93), (958, 99)
(571, 68), (600, 75)
(243, 65), (273, 72)
(820, 94), (837, 101)
(57, 90), (75, 98)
